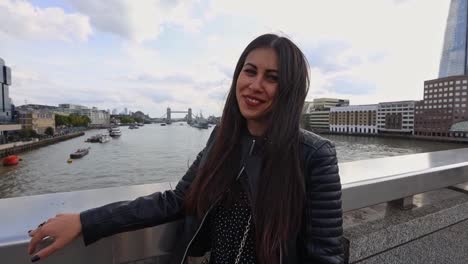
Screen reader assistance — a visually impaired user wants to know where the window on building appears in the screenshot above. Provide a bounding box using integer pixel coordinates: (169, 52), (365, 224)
(449, 93), (453, 96)
(456, 80), (461, 84)
(464, 80), (468, 84)
(456, 87), (461, 90)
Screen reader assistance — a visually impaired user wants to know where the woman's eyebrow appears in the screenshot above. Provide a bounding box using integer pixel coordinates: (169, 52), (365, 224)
(244, 62), (257, 69)
(244, 62), (278, 73)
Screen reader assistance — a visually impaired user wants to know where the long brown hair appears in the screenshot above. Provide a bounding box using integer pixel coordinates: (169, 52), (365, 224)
(185, 34), (309, 263)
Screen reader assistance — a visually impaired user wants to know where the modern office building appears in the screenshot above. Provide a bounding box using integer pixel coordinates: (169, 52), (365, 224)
(329, 104), (378, 134)
(0, 57), (13, 122)
(414, 76), (468, 137)
(414, 1), (468, 138)
(0, 57), (21, 143)
(311, 98), (350, 110)
(439, 0), (468, 78)
(377, 101), (416, 135)
(81, 107), (110, 127)
(303, 98), (349, 132)
(58, 104), (89, 112)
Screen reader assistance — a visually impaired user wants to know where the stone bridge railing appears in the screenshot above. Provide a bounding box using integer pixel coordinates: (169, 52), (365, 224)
(2, 148), (468, 263)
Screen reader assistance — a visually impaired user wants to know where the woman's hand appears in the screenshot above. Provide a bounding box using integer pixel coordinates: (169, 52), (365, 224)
(28, 213), (82, 262)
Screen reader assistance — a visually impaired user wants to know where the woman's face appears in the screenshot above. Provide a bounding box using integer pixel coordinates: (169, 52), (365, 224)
(236, 48), (279, 125)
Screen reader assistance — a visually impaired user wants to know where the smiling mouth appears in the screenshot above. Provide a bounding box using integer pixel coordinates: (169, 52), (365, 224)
(244, 95), (265, 107)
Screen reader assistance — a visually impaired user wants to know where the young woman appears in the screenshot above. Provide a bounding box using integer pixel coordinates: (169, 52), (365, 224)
(28, 34), (344, 264)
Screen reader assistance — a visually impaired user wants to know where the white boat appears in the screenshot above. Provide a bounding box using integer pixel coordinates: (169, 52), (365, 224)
(109, 127), (122, 137)
(99, 134), (111, 143)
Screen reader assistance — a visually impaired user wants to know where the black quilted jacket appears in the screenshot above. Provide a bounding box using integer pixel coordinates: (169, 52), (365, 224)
(80, 128), (344, 263)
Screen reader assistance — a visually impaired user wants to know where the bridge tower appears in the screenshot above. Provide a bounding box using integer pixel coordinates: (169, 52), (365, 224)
(166, 107), (171, 124)
(187, 108), (192, 123)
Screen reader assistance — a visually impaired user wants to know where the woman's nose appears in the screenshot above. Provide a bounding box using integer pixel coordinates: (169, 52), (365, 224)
(248, 76), (262, 91)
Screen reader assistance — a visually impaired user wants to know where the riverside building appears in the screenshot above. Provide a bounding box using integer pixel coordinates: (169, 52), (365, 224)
(18, 110), (55, 134)
(414, 76), (468, 138)
(303, 98), (349, 132)
(377, 101), (416, 135)
(329, 104), (378, 134)
(415, 0), (468, 138)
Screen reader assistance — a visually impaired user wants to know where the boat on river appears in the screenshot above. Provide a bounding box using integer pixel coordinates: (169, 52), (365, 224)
(86, 134), (101, 143)
(99, 135), (111, 143)
(190, 112), (209, 129)
(109, 127), (122, 137)
(3, 155), (19, 166)
(86, 134), (111, 143)
(70, 148), (90, 159)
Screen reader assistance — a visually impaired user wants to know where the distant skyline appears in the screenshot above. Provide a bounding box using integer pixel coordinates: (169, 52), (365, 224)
(0, 0), (451, 117)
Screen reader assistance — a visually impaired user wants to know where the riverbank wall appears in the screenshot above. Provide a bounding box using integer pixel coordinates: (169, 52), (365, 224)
(317, 131), (468, 144)
(0, 132), (85, 158)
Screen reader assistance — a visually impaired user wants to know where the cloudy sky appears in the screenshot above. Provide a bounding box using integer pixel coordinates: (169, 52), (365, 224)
(0, 0), (450, 118)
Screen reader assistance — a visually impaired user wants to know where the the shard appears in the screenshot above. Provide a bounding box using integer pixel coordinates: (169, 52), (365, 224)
(439, 0), (468, 78)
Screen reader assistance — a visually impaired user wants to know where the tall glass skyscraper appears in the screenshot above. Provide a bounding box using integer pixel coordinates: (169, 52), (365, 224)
(439, 0), (468, 78)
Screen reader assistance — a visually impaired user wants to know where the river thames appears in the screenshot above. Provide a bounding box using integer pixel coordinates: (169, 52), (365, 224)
(0, 123), (465, 198)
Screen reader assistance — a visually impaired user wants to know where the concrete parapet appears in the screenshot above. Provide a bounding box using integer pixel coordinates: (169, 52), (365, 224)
(345, 187), (468, 263)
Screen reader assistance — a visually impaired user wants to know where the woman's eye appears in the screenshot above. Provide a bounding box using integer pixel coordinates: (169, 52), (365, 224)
(267, 75), (278, 82)
(244, 69), (256, 75)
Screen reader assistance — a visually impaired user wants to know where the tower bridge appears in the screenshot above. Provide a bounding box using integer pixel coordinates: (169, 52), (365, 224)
(165, 107), (192, 124)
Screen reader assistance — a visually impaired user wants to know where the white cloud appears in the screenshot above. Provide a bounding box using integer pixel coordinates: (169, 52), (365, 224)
(70, 0), (202, 43)
(2, 0), (454, 117)
(0, 0), (92, 41)
(207, 0), (450, 105)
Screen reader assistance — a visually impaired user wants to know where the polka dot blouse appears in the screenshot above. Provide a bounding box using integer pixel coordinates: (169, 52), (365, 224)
(208, 180), (257, 264)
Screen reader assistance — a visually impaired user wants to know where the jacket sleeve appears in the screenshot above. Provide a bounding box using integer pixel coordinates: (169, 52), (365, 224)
(79, 128), (217, 246)
(302, 141), (344, 263)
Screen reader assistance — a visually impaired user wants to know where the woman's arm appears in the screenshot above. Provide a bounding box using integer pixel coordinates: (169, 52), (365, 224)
(28, 127), (218, 261)
(79, 147), (206, 245)
(302, 141), (344, 263)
